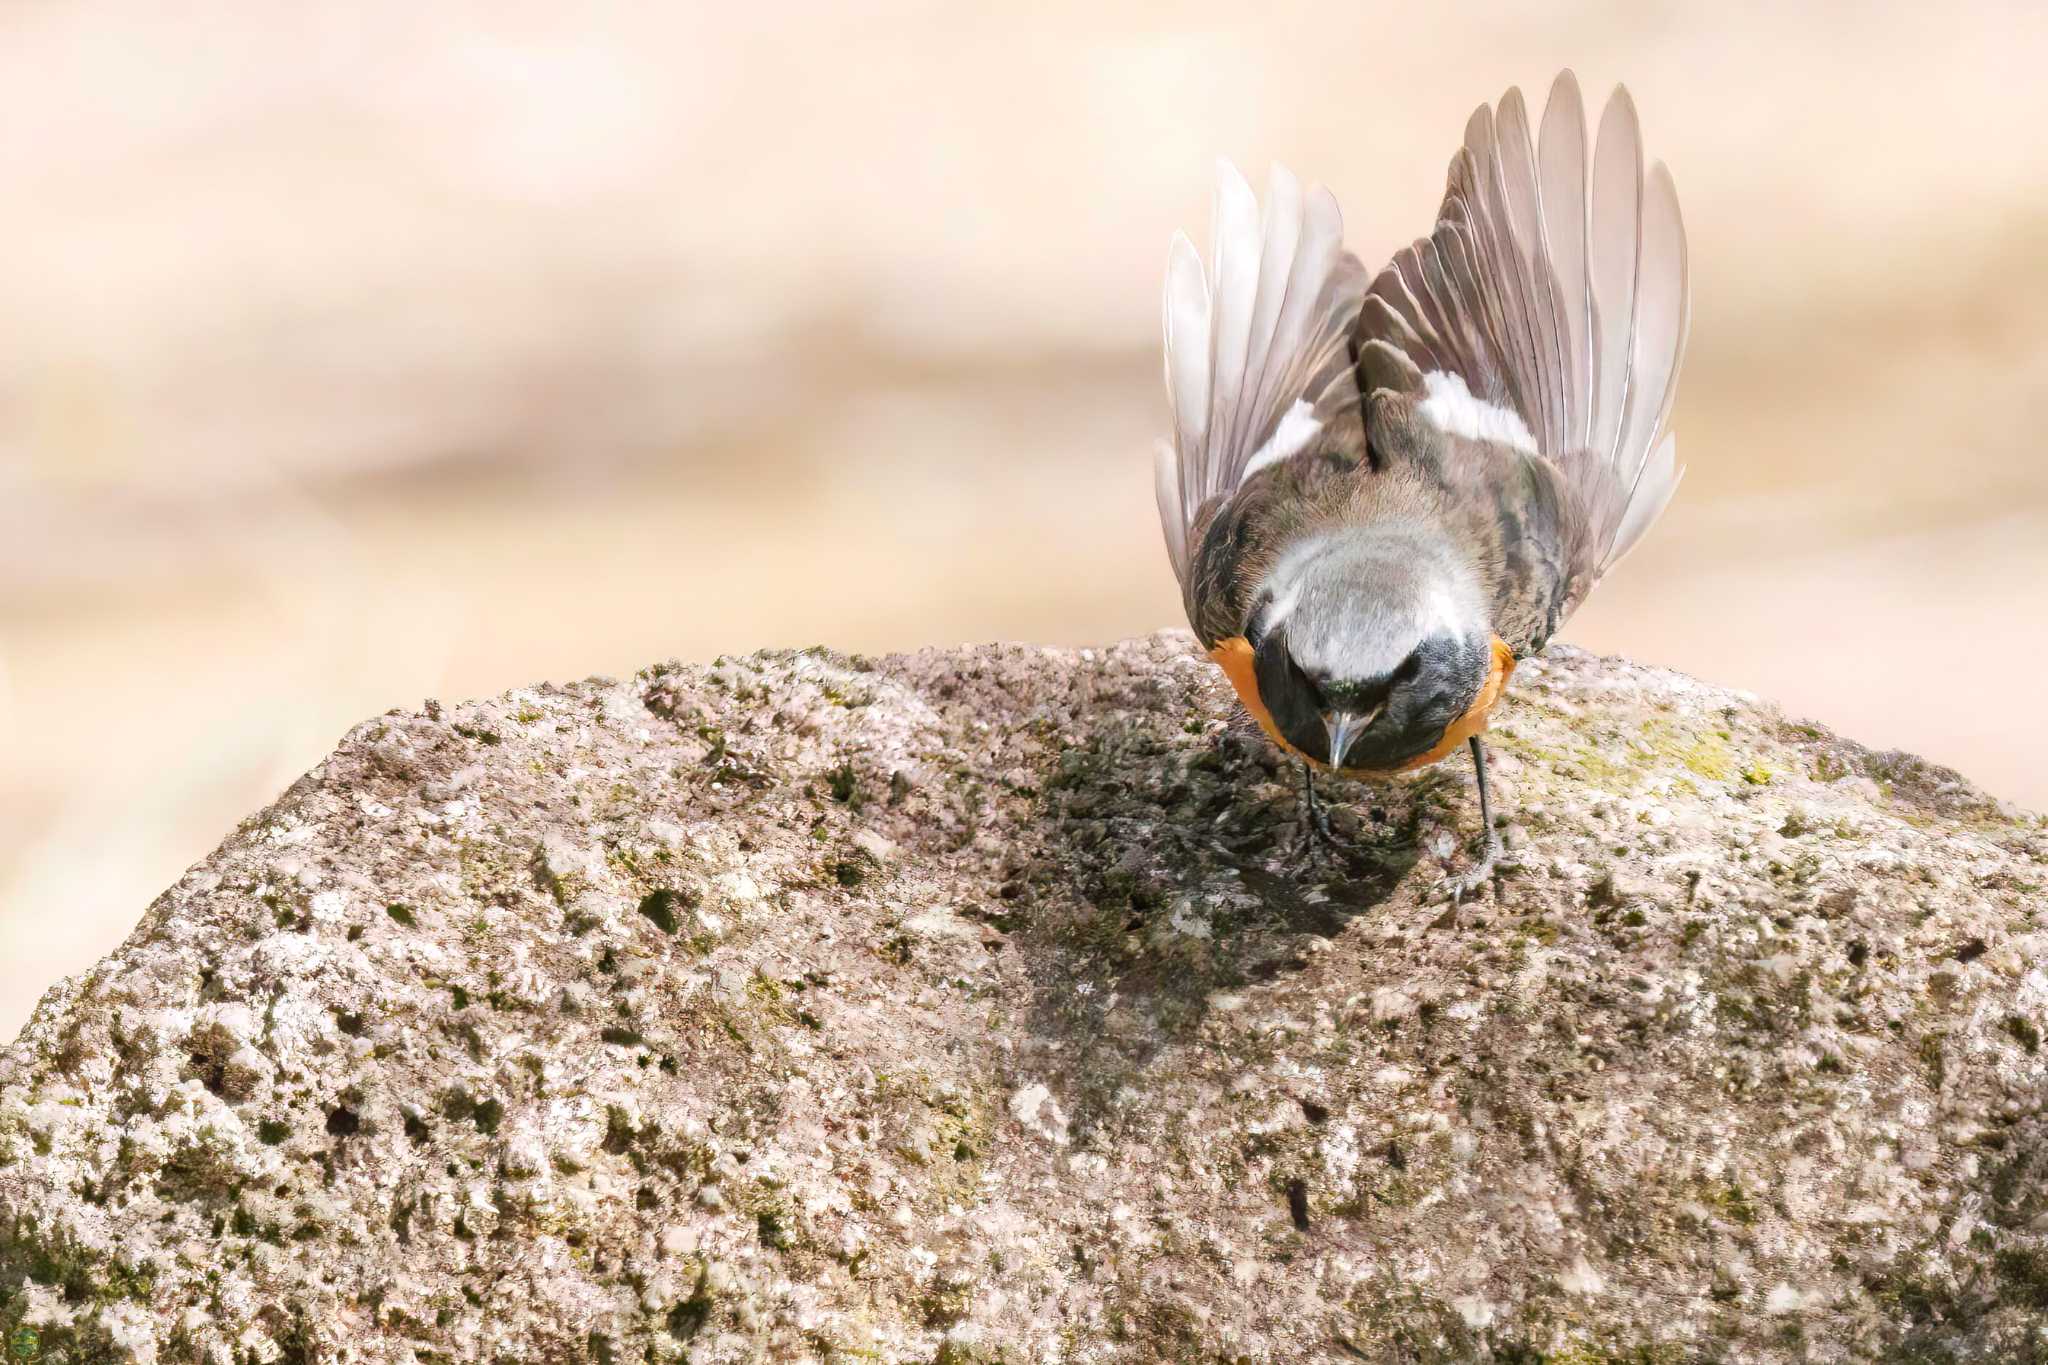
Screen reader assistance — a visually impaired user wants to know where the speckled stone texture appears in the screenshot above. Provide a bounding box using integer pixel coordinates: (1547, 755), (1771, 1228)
(2, 634), (2045, 1364)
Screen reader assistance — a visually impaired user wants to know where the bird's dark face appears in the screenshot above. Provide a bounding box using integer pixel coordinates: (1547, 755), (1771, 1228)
(1247, 615), (1492, 770)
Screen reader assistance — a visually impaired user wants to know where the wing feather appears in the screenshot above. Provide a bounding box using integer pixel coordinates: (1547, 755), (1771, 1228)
(1611, 161), (1690, 558)
(1162, 235), (1209, 461)
(1588, 87), (1645, 470)
(1235, 164), (1304, 461)
(1536, 72), (1593, 449)
(1356, 70), (1690, 604)
(1495, 88), (1568, 448)
(1157, 160), (1367, 593)
(1372, 261), (1442, 372)
(1206, 163), (1262, 476)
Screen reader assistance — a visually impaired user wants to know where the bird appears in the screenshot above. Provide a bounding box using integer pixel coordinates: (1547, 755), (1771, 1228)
(1154, 70), (1689, 893)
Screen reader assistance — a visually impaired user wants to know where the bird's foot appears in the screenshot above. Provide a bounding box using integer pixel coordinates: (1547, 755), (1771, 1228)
(1293, 797), (1337, 861)
(1289, 761), (1340, 864)
(1432, 825), (1512, 903)
(1428, 735), (1517, 902)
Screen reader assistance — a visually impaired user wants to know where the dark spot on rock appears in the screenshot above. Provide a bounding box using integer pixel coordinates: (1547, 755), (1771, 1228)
(257, 1119), (290, 1146)
(473, 1098), (504, 1136)
(194, 1051), (228, 1097)
(1286, 1178), (1311, 1231)
(386, 904), (416, 927)
(325, 1107), (360, 1138)
(1955, 938), (1988, 964)
(1299, 1099), (1329, 1125)
(1995, 1247), (2048, 1310)
(638, 889), (695, 934)
(1847, 940), (1869, 968)
(667, 1275), (714, 1340)
(1386, 1141), (1406, 1170)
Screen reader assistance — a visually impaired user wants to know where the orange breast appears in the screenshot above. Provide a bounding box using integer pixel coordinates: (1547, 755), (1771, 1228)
(1207, 635), (1516, 776)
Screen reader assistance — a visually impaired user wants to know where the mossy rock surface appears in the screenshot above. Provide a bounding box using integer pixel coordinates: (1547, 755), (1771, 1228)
(1, 634), (2045, 1362)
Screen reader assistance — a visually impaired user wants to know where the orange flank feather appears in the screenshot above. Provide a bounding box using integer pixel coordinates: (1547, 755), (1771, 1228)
(1207, 636), (1517, 776)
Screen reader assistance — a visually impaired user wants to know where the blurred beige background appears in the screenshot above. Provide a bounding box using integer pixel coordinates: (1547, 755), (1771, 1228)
(3, 0), (2045, 1038)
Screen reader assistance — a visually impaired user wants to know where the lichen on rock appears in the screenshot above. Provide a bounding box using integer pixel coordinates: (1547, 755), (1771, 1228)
(1, 634), (2045, 1362)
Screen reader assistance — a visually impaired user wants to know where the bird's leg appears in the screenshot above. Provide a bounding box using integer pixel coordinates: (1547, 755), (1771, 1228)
(1441, 736), (1507, 901)
(1297, 759), (1335, 853)
(1470, 735), (1507, 874)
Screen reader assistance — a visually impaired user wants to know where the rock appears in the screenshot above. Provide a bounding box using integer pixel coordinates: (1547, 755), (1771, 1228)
(1, 633), (2045, 1362)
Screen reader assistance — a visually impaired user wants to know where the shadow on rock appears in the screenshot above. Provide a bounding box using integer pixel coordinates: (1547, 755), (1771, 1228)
(1008, 709), (1458, 1140)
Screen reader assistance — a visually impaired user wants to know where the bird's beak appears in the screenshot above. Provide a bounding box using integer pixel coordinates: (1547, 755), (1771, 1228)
(1322, 708), (1377, 770)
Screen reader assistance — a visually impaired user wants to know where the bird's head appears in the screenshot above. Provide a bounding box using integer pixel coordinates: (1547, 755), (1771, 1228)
(1243, 528), (1497, 771)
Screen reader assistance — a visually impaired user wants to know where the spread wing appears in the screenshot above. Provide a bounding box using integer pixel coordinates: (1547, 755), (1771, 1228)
(1156, 161), (1367, 605)
(1355, 71), (1690, 617)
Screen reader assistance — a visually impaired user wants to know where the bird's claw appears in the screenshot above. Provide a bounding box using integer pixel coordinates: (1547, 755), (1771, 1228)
(1290, 761), (1339, 862)
(1437, 827), (1510, 903)
(1429, 735), (1514, 902)
(1293, 801), (1336, 861)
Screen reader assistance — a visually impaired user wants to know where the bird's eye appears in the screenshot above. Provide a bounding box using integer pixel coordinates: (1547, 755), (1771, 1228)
(1244, 594), (1281, 650)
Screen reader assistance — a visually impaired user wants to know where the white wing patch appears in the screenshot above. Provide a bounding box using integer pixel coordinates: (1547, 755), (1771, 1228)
(1236, 399), (1322, 487)
(1417, 371), (1539, 455)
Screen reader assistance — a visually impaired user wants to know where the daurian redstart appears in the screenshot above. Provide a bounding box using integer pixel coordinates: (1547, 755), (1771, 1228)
(1155, 71), (1689, 891)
